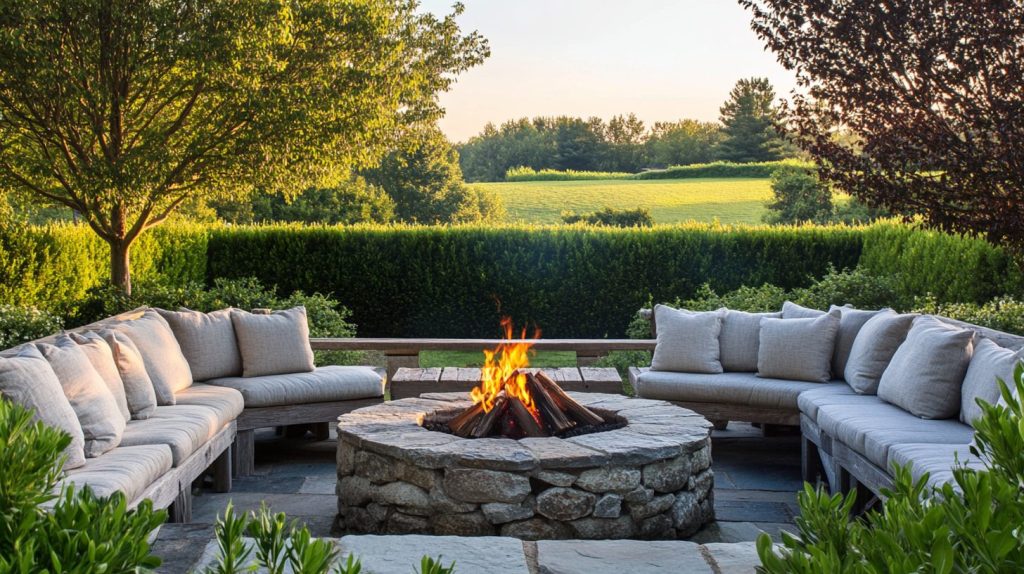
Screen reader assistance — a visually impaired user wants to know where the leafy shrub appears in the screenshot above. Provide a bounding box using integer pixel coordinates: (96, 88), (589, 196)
(240, 178), (396, 225)
(758, 366), (1024, 572)
(505, 166), (633, 181)
(561, 207), (654, 227)
(762, 166), (833, 225)
(791, 266), (909, 311)
(0, 305), (64, 348)
(0, 399), (165, 572)
(635, 159), (812, 180)
(913, 295), (1024, 335)
(681, 283), (790, 312)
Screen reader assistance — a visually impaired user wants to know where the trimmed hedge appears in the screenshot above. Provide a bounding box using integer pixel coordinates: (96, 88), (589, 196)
(635, 159), (812, 180)
(206, 224), (863, 337)
(504, 167), (634, 181)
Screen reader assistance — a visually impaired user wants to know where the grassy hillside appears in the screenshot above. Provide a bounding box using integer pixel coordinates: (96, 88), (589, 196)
(473, 177), (773, 224)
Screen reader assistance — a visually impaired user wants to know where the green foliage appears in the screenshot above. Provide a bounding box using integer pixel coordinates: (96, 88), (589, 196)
(0, 399), (165, 573)
(206, 503), (253, 574)
(790, 266), (908, 311)
(241, 179), (396, 225)
(505, 167), (633, 181)
(681, 283), (790, 312)
(561, 207), (653, 227)
(635, 159), (811, 180)
(717, 77), (793, 163)
(913, 295), (1024, 335)
(205, 223), (864, 338)
(859, 222), (1024, 304)
(646, 119), (724, 168)
(0, 305), (63, 349)
(758, 367), (1024, 572)
(417, 556), (457, 574)
(763, 167), (834, 224)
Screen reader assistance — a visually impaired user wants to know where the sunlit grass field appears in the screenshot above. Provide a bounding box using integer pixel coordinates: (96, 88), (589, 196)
(473, 177), (773, 224)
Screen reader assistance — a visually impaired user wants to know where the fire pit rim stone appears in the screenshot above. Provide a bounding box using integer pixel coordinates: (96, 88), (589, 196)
(336, 392), (713, 471)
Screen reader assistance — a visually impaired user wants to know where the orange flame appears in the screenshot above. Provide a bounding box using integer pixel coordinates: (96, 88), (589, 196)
(470, 318), (540, 417)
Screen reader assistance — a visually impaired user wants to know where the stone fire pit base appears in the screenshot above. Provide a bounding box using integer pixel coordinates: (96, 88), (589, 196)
(336, 393), (714, 540)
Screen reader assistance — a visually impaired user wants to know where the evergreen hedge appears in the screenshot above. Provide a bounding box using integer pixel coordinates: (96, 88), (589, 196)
(3, 221), (1021, 338)
(635, 159), (812, 180)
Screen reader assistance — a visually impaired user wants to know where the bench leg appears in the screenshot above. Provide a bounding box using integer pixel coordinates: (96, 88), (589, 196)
(168, 488), (192, 523)
(312, 422), (331, 441)
(213, 446), (232, 493)
(834, 461), (854, 496)
(710, 419), (729, 431)
(233, 429), (255, 478)
(801, 434), (824, 485)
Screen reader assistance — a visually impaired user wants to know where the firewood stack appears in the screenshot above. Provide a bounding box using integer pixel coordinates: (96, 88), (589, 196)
(447, 371), (604, 439)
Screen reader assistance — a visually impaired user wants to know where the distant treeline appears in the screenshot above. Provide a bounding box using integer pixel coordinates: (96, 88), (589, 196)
(457, 78), (800, 182)
(505, 160), (813, 182)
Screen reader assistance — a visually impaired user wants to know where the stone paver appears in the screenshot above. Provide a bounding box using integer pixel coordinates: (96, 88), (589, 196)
(537, 539), (712, 574)
(703, 542), (763, 574)
(340, 534), (529, 574)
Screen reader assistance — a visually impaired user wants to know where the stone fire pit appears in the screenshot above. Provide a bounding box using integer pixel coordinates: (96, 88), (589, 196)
(336, 393), (714, 540)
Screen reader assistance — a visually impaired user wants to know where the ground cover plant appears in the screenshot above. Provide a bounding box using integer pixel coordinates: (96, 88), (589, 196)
(758, 366), (1024, 572)
(0, 399), (165, 573)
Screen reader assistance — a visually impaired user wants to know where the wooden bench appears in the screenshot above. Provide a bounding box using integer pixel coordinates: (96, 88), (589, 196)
(390, 366), (624, 399)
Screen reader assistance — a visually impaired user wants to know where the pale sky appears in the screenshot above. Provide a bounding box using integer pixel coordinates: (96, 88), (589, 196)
(418, 0), (797, 143)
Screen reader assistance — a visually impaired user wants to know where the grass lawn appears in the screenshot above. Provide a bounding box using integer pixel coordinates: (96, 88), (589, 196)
(472, 177), (773, 224)
(420, 349), (578, 368)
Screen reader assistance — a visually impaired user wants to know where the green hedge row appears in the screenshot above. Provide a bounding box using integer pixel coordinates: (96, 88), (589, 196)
(635, 159), (812, 180)
(504, 167), (634, 181)
(205, 224), (863, 337)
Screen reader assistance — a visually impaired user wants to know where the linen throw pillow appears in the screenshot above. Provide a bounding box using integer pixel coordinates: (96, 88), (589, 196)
(0, 344), (86, 469)
(843, 311), (918, 394)
(877, 316), (974, 419)
(830, 306), (888, 379)
(650, 305), (724, 374)
(98, 330), (158, 420)
(231, 306), (316, 377)
(718, 309), (782, 372)
(959, 338), (1023, 426)
(114, 309), (193, 404)
(37, 335), (125, 457)
(781, 301), (826, 319)
(757, 309), (841, 383)
(157, 308), (243, 381)
(68, 331), (130, 422)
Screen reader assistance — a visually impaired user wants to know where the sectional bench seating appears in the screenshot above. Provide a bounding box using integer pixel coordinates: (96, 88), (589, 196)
(628, 302), (1024, 505)
(0, 305), (385, 522)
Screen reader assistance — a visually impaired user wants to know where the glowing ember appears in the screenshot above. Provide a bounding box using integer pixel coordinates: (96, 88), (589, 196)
(470, 317), (539, 418)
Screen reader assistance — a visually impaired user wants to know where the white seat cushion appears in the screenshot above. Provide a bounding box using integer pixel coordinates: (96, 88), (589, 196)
(634, 369), (843, 410)
(797, 383), (872, 421)
(205, 366), (384, 408)
(174, 383), (244, 422)
(119, 405), (229, 466)
(887, 442), (984, 490)
(56, 444), (172, 502)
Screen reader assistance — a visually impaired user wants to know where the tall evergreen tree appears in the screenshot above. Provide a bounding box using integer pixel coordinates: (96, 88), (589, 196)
(718, 78), (788, 163)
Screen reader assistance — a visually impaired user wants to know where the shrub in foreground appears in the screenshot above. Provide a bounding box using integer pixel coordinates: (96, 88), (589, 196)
(758, 366), (1024, 572)
(561, 207), (654, 227)
(0, 305), (64, 348)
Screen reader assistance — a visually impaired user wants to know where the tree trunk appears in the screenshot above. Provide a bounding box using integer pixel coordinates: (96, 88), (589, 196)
(109, 239), (132, 297)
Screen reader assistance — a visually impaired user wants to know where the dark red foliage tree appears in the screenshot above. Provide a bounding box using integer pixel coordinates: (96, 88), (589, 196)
(740, 1), (1024, 249)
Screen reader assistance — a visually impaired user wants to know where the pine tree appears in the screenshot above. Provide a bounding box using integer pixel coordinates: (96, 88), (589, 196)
(718, 78), (789, 163)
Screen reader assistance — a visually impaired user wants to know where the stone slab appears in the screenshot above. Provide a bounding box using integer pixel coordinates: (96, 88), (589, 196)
(703, 541), (762, 573)
(536, 539), (713, 574)
(339, 534), (529, 574)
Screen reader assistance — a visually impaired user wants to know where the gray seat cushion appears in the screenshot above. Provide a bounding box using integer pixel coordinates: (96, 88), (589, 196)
(97, 330), (158, 420)
(231, 307), (316, 377)
(650, 305), (723, 374)
(781, 301), (825, 319)
(157, 308), (243, 381)
(113, 310), (194, 404)
(887, 442), (984, 490)
(119, 405), (230, 466)
(205, 366), (385, 408)
(174, 383), (245, 422)
(719, 310), (781, 372)
(68, 331), (131, 422)
(817, 401), (974, 469)
(796, 383), (870, 421)
(634, 369), (844, 410)
(843, 311), (917, 394)
(757, 309), (841, 383)
(830, 306), (887, 378)
(57, 444), (173, 502)
(960, 338), (1022, 426)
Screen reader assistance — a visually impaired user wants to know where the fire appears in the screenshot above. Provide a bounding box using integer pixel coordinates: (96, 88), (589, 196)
(470, 318), (539, 417)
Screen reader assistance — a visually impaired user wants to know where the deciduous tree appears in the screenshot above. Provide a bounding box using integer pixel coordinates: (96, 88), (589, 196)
(741, 0), (1024, 248)
(0, 0), (487, 293)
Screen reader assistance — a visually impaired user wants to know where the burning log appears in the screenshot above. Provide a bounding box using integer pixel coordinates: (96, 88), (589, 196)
(508, 395), (546, 437)
(534, 371), (605, 426)
(448, 401), (486, 437)
(525, 373), (575, 434)
(470, 395), (508, 439)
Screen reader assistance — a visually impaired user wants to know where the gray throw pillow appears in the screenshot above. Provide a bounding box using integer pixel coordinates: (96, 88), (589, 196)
(719, 309), (782, 372)
(69, 331), (130, 422)
(843, 311), (918, 394)
(37, 335), (125, 457)
(960, 338), (1022, 426)
(98, 330), (158, 420)
(830, 306), (888, 379)
(877, 316), (973, 419)
(757, 309), (841, 383)
(157, 308), (243, 381)
(114, 310), (193, 404)
(0, 344), (86, 469)
(231, 306), (316, 377)
(650, 305), (724, 374)
(781, 301), (826, 319)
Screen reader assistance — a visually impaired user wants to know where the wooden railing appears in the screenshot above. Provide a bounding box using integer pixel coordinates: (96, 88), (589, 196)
(310, 338), (656, 381)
